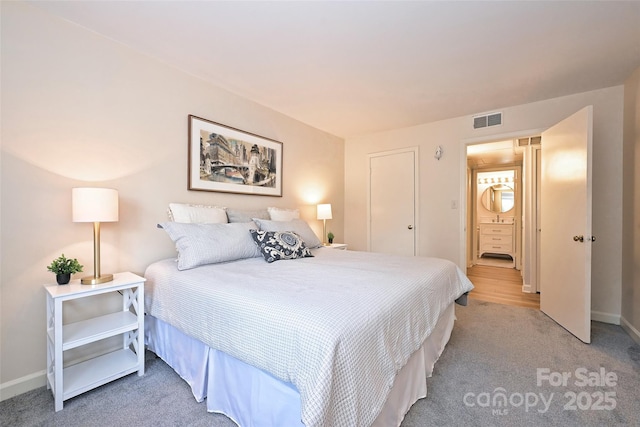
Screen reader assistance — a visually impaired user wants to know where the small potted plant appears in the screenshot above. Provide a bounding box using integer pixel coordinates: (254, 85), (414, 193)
(47, 254), (83, 285)
(327, 232), (334, 244)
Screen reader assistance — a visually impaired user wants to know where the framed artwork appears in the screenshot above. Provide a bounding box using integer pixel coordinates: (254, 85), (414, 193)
(188, 115), (283, 196)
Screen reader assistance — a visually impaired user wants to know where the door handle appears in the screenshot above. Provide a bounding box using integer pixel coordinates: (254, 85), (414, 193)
(573, 235), (596, 242)
(408, 225), (413, 230)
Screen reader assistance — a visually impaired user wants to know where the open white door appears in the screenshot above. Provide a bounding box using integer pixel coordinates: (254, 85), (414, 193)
(540, 106), (593, 343)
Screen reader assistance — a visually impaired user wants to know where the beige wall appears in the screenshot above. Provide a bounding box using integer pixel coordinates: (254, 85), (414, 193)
(0, 2), (344, 395)
(622, 66), (640, 343)
(345, 86), (624, 323)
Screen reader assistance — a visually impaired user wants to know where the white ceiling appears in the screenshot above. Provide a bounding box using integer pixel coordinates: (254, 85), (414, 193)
(467, 139), (523, 168)
(29, 1), (640, 138)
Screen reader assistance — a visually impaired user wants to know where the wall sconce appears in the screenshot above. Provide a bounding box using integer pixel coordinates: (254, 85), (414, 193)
(72, 187), (119, 284)
(316, 203), (332, 246)
(434, 146), (443, 160)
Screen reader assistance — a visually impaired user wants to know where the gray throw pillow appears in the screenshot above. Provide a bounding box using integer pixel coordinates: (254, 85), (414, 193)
(250, 230), (314, 263)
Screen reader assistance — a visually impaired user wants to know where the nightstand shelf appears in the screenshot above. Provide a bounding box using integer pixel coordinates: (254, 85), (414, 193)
(56, 348), (139, 401)
(55, 311), (139, 351)
(44, 272), (145, 411)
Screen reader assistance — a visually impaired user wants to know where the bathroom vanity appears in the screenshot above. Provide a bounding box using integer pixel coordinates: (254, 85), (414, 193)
(478, 222), (515, 266)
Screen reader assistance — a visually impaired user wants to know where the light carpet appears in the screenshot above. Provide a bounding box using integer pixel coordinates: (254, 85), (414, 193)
(2, 300), (638, 426)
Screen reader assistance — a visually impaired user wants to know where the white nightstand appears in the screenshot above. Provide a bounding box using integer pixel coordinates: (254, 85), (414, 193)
(326, 243), (348, 250)
(44, 272), (146, 411)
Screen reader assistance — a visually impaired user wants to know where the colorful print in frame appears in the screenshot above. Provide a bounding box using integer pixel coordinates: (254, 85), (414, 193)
(188, 115), (283, 196)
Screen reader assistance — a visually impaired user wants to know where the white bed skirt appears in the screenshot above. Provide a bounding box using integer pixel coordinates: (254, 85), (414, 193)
(145, 303), (456, 427)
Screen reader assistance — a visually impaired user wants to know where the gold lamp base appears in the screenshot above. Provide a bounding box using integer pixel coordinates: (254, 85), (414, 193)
(80, 220), (114, 285)
(81, 274), (114, 285)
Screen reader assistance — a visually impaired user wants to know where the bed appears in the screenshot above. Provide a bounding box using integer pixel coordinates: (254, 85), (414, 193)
(144, 207), (473, 427)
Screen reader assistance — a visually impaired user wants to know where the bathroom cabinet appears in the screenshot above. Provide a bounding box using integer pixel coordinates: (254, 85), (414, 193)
(479, 223), (514, 265)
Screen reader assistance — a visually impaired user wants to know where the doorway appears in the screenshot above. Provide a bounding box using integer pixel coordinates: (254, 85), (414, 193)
(466, 140), (526, 267)
(460, 107), (593, 343)
(472, 167), (521, 269)
(465, 138), (534, 306)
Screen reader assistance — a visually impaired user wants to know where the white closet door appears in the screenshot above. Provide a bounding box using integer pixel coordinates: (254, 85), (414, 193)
(369, 148), (418, 256)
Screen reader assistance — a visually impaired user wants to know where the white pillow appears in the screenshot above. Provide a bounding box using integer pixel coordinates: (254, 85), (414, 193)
(253, 218), (322, 249)
(158, 221), (261, 270)
(168, 203), (228, 224)
(226, 208), (270, 223)
(267, 207), (300, 221)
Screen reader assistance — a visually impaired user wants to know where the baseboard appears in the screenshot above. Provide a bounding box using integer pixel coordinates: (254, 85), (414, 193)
(0, 370), (46, 402)
(620, 316), (640, 346)
(591, 310), (620, 325)
(522, 283), (533, 293)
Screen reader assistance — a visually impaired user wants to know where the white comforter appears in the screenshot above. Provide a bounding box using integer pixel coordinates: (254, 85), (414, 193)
(144, 248), (473, 427)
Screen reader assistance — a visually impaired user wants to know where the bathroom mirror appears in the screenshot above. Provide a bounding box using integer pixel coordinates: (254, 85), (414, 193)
(481, 184), (514, 213)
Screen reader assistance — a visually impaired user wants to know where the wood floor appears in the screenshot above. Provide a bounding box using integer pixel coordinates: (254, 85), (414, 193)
(466, 264), (540, 309)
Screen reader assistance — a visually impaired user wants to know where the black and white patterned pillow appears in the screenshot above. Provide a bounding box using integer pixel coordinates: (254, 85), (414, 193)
(250, 229), (314, 263)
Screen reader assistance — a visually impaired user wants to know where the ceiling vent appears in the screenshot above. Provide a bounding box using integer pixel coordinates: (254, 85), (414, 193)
(473, 112), (502, 129)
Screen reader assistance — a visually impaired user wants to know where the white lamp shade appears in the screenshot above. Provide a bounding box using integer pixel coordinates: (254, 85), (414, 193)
(316, 203), (332, 220)
(72, 188), (119, 222)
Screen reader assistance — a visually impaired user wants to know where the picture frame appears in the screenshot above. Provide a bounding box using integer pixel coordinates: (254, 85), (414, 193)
(188, 115), (283, 196)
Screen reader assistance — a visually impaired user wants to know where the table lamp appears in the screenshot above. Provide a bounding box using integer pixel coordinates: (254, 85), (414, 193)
(72, 187), (119, 284)
(316, 203), (332, 246)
